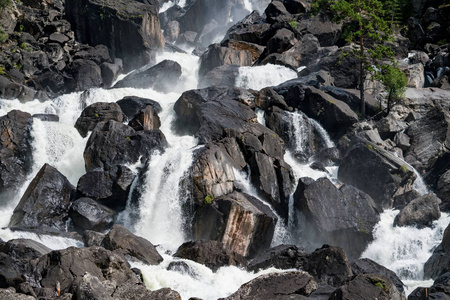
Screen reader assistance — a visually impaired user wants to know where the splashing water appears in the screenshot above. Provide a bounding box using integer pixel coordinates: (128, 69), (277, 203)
(235, 64), (297, 90)
(362, 210), (450, 295)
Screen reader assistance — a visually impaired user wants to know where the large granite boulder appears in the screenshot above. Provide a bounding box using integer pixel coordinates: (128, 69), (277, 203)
(405, 107), (450, 173)
(300, 87), (358, 138)
(174, 240), (247, 272)
(329, 274), (406, 300)
(393, 193), (441, 228)
(101, 224), (163, 265)
(192, 192), (277, 258)
(424, 224), (450, 280)
(68, 197), (116, 232)
(0, 110), (33, 199)
(247, 244), (306, 272)
(75, 102), (124, 138)
(437, 169), (450, 212)
(198, 43), (252, 78)
(116, 96), (162, 121)
(220, 271), (318, 299)
(33, 246), (141, 295)
(83, 120), (167, 173)
(8, 164), (75, 232)
(113, 60), (182, 92)
(76, 166), (135, 211)
(66, 0), (164, 72)
(351, 258), (405, 294)
(338, 137), (417, 209)
(293, 177), (380, 260)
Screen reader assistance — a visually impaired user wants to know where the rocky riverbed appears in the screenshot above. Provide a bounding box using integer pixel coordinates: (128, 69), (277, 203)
(1, 0), (450, 299)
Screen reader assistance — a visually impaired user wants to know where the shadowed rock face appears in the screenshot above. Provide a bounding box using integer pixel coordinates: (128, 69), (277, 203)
(0, 110), (33, 199)
(219, 271), (318, 300)
(338, 137), (417, 210)
(294, 177), (380, 260)
(174, 240), (248, 272)
(8, 164), (75, 232)
(65, 0), (164, 72)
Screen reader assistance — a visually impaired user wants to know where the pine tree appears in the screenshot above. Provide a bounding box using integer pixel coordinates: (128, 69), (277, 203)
(314, 0), (394, 118)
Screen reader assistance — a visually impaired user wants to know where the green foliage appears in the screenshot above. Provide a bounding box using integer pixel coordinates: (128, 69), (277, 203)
(19, 42), (31, 52)
(398, 164), (408, 174)
(0, 64), (5, 75)
(312, 0), (394, 117)
(204, 194), (214, 205)
(288, 20), (298, 29)
(381, 64), (407, 100)
(0, 0), (11, 9)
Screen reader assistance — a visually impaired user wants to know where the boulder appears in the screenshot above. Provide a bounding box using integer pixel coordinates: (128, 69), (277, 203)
(102, 224), (163, 265)
(75, 102), (124, 138)
(393, 193), (441, 228)
(69, 197), (116, 232)
(222, 39), (265, 64)
(34, 246), (140, 295)
(225, 11), (272, 46)
(82, 230), (106, 247)
(300, 87), (358, 138)
(338, 137), (417, 209)
(113, 60), (182, 92)
(65, 0), (164, 72)
(424, 224), (450, 280)
(76, 166), (135, 211)
(67, 59), (103, 92)
(329, 274), (406, 300)
(128, 105), (161, 131)
(83, 120), (167, 173)
(301, 245), (353, 287)
(393, 189), (421, 210)
(438, 169), (450, 212)
(247, 244), (306, 272)
(0, 110), (33, 199)
(74, 44), (111, 65)
(8, 164), (75, 231)
(197, 64), (240, 89)
(100, 60), (123, 88)
(174, 86), (294, 219)
(116, 96), (162, 121)
(405, 107), (450, 173)
(264, 1), (291, 24)
(189, 143), (236, 205)
(402, 63), (425, 88)
(254, 87), (288, 110)
(293, 177), (379, 260)
(0, 253), (26, 291)
(192, 192), (278, 258)
(0, 288), (35, 300)
(266, 28), (297, 55)
(198, 43), (252, 78)
(220, 271), (318, 299)
(297, 12), (342, 47)
(174, 240), (247, 272)
(351, 258), (405, 294)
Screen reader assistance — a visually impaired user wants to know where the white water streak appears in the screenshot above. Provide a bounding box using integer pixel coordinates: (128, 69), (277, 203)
(362, 210), (450, 295)
(236, 64), (297, 90)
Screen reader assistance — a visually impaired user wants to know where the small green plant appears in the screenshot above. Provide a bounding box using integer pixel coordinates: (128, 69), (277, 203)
(13, 63), (22, 70)
(0, 64), (6, 75)
(125, 136), (130, 140)
(20, 42), (32, 52)
(369, 277), (389, 293)
(19, 24), (24, 32)
(288, 20), (298, 29)
(204, 194), (214, 205)
(0, 26), (7, 43)
(366, 144), (374, 151)
(398, 164), (408, 174)
(95, 113), (99, 117)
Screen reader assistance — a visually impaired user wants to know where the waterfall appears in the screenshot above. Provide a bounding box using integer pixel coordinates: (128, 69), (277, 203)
(362, 210), (450, 294)
(235, 64), (298, 90)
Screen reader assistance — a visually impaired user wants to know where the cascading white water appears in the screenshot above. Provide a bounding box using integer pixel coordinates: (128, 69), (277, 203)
(362, 210), (450, 295)
(235, 64), (298, 90)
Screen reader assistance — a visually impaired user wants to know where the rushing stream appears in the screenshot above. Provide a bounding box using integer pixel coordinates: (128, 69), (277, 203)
(0, 2), (448, 299)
